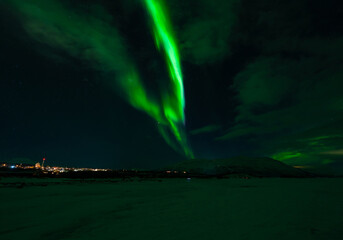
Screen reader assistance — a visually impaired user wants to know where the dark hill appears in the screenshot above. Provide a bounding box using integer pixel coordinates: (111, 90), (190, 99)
(165, 157), (311, 177)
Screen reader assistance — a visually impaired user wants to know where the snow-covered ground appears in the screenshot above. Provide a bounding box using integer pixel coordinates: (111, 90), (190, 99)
(1, 177), (342, 240)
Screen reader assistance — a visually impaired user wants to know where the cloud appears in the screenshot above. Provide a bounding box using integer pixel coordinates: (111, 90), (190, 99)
(218, 30), (343, 164)
(7, 0), (130, 73)
(321, 150), (343, 155)
(170, 0), (240, 64)
(221, 38), (343, 141)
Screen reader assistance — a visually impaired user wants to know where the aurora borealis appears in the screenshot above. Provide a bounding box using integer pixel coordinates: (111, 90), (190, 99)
(143, 0), (193, 158)
(1, 0), (342, 172)
(4, 0), (192, 158)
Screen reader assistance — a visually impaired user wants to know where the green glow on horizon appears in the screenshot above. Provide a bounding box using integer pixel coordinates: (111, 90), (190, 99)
(272, 151), (303, 161)
(270, 134), (343, 165)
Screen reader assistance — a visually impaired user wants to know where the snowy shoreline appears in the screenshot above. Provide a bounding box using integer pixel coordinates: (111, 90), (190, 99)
(1, 178), (342, 240)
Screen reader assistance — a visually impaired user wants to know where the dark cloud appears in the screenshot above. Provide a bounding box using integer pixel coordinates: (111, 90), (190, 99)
(226, 52), (343, 139)
(169, 0), (239, 64)
(215, 0), (343, 167)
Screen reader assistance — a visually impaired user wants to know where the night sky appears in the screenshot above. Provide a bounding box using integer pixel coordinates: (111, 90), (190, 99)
(1, 0), (343, 170)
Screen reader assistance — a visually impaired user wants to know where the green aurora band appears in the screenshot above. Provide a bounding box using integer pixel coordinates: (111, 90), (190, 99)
(7, 0), (193, 158)
(144, 0), (185, 112)
(143, 0), (193, 158)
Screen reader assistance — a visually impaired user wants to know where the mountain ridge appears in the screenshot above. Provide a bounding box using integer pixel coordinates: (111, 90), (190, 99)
(163, 156), (312, 177)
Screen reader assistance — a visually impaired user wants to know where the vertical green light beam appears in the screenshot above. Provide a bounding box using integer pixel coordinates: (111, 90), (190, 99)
(144, 0), (193, 158)
(144, 0), (185, 119)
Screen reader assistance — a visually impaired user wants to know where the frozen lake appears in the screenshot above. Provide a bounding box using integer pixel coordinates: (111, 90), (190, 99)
(1, 177), (342, 240)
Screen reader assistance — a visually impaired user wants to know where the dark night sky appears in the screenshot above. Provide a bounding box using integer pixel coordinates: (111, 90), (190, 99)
(1, 0), (343, 170)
